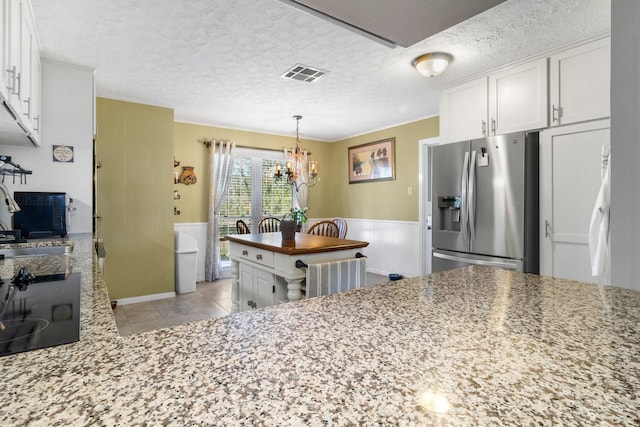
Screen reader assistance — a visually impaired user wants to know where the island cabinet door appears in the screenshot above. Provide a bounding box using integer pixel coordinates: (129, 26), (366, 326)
(254, 268), (276, 308)
(238, 263), (277, 311)
(238, 263), (255, 311)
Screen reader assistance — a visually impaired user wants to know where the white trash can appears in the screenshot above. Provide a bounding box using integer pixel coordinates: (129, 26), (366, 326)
(174, 231), (198, 293)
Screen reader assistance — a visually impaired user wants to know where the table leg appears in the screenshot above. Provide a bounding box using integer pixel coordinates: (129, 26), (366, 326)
(231, 260), (240, 313)
(286, 277), (303, 301)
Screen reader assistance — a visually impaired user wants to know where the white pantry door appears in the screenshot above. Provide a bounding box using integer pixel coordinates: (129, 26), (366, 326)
(540, 119), (610, 283)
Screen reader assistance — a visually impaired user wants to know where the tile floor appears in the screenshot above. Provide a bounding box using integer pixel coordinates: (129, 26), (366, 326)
(113, 272), (391, 336)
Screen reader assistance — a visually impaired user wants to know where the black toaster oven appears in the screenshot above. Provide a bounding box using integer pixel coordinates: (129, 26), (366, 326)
(12, 192), (68, 238)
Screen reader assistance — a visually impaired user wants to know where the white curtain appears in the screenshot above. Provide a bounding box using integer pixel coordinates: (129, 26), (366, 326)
(205, 140), (236, 281)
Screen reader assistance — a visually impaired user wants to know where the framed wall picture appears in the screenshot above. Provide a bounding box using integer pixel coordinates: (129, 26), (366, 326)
(52, 145), (74, 162)
(348, 137), (396, 184)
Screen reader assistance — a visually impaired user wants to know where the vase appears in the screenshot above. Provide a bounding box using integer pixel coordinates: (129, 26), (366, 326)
(179, 166), (197, 185)
(281, 220), (297, 241)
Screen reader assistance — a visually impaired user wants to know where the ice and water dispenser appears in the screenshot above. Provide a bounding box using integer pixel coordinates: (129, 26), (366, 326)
(437, 196), (462, 232)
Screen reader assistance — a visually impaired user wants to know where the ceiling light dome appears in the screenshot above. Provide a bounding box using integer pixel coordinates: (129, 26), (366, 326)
(412, 52), (453, 77)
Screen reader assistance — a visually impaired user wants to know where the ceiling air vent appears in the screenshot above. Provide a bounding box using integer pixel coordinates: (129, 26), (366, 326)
(281, 64), (328, 83)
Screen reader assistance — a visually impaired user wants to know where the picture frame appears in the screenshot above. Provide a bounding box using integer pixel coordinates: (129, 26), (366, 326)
(348, 137), (396, 184)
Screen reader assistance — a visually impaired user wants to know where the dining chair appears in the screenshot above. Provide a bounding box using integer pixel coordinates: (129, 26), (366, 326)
(258, 217), (281, 233)
(331, 217), (348, 239)
(306, 220), (339, 238)
(236, 219), (251, 234)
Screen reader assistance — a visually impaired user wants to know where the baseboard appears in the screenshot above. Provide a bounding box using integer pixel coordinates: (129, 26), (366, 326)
(116, 291), (176, 306)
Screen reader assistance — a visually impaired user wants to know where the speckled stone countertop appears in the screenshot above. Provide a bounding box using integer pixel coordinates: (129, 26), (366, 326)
(1, 238), (639, 426)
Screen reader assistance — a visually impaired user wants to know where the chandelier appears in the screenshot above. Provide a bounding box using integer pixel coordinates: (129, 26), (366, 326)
(275, 115), (318, 192)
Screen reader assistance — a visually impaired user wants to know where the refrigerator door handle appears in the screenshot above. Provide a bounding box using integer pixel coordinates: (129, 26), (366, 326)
(433, 252), (518, 270)
(468, 150), (477, 248)
(461, 151), (470, 242)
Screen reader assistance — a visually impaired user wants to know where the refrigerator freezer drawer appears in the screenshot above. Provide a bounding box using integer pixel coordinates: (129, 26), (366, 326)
(432, 250), (523, 272)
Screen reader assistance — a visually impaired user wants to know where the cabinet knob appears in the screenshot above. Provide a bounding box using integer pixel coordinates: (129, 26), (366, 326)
(256, 254), (262, 260)
(242, 250), (248, 256)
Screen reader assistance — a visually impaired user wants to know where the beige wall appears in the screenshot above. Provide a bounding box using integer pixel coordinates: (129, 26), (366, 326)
(96, 99), (436, 300)
(96, 98), (175, 300)
(173, 121), (331, 222)
(174, 116), (439, 223)
(323, 117), (439, 221)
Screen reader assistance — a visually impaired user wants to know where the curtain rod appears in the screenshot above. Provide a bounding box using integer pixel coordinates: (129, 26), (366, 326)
(200, 138), (286, 153)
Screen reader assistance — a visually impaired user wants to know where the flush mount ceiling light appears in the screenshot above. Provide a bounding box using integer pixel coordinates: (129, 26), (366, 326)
(412, 52), (453, 77)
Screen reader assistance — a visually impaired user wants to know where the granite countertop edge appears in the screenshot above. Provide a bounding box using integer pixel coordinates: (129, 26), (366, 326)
(1, 235), (639, 426)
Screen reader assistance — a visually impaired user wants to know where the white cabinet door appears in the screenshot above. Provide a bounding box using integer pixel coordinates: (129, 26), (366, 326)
(0, 0), (41, 146)
(539, 119), (610, 284)
(489, 57), (548, 135)
(5, 0), (22, 116)
(19, 0), (33, 129)
(549, 37), (610, 126)
(28, 38), (40, 139)
(239, 262), (256, 311)
(0, 0), (8, 101)
(439, 76), (488, 143)
(440, 58), (548, 142)
(254, 268), (276, 308)
(238, 262), (276, 310)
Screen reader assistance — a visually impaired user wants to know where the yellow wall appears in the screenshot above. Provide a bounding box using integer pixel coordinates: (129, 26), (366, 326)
(174, 116), (439, 223)
(327, 117), (439, 221)
(96, 98), (175, 300)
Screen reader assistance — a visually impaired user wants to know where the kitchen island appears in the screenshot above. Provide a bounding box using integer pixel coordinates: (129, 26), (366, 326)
(226, 232), (369, 312)
(1, 234), (639, 425)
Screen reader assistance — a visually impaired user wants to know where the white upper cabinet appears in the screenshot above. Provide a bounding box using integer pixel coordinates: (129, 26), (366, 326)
(0, 1), (7, 101)
(440, 57), (548, 142)
(19, 0), (39, 138)
(549, 37), (610, 126)
(5, 0), (23, 117)
(488, 57), (548, 136)
(0, 0), (41, 146)
(439, 76), (488, 142)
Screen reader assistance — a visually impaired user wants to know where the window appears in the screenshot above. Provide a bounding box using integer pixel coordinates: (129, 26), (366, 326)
(219, 148), (292, 260)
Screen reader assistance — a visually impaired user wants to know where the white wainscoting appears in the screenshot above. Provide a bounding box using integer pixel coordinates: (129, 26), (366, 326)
(307, 218), (422, 278)
(175, 218), (422, 283)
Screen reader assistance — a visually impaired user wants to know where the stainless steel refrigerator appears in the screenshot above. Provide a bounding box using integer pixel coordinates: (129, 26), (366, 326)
(431, 131), (539, 273)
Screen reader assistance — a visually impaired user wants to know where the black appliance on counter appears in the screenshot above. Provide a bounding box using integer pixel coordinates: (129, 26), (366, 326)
(0, 271), (81, 356)
(12, 192), (68, 238)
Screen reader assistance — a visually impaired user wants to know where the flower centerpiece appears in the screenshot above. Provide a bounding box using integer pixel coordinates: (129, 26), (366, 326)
(290, 207), (308, 225)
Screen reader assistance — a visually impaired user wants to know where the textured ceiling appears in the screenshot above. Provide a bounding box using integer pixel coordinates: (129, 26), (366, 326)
(30, 0), (610, 142)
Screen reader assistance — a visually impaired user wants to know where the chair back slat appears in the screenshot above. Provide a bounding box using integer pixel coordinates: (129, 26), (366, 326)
(258, 217), (281, 233)
(236, 219), (251, 234)
(331, 217), (348, 239)
(307, 220), (339, 238)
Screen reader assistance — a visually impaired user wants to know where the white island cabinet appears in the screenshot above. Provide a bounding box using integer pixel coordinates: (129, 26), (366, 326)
(226, 232), (369, 313)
